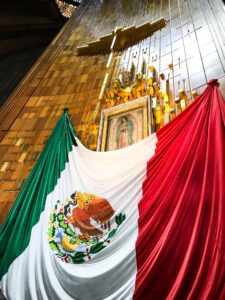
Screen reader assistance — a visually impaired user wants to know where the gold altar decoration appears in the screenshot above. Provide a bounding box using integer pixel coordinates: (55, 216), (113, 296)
(104, 72), (147, 104)
(72, 6), (200, 153)
(76, 17), (181, 150)
(77, 18), (166, 129)
(76, 62), (193, 149)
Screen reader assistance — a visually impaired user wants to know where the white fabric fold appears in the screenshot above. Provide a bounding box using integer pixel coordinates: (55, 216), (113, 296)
(1, 134), (157, 300)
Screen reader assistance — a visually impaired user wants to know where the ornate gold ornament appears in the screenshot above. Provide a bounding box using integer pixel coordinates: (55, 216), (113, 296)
(105, 72), (147, 104)
(75, 18), (193, 150)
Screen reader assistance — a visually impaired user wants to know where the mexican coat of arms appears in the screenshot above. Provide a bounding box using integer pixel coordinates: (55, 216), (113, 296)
(48, 191), (126, 263)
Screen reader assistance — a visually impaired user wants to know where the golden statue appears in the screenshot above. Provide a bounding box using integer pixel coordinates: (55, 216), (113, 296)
(111, 78), (132, 102)
(131, 73), (147, 98)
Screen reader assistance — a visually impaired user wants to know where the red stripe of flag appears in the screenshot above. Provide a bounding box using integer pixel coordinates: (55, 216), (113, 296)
(134, 79), (225, 299)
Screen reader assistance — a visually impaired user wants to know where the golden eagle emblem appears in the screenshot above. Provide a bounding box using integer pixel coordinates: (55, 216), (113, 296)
(69, 192), (115, 240)
(48, 192), (126, 264)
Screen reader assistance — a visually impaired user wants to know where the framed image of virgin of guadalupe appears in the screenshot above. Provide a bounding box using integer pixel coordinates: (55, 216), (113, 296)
(97, 96), (151, 151)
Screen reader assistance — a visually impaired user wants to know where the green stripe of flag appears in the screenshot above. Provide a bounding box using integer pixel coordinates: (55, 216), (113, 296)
(0, 110), (77, 280)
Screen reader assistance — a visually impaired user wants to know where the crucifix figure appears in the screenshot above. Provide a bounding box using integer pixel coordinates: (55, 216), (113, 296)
(77, 18), (166, 121)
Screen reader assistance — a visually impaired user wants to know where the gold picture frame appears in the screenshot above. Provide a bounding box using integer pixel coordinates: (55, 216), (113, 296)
(97, 96), (151, 151)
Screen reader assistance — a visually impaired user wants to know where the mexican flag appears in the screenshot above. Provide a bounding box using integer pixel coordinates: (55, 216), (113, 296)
(0, 79), (225, 299)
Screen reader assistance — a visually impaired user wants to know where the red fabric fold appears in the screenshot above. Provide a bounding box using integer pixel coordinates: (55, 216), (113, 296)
(134, 79), (225, 299)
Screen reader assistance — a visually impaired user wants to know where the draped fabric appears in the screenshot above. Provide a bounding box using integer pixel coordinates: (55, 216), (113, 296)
(0, 79), (225, 300)
(0, 109), (77, 282)
(0, 132), (158, 300)
(135, 79), (225, 299)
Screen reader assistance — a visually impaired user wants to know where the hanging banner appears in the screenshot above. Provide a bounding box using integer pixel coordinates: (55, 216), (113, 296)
(0, 79), (225, 299)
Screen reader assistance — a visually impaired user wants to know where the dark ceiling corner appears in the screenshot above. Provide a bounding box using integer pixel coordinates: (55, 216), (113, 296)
(0, 0), (66, 56)
(0, 0), (68, 107)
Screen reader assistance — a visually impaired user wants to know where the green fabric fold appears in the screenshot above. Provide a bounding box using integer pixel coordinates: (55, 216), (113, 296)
(0, 110), (77, 280)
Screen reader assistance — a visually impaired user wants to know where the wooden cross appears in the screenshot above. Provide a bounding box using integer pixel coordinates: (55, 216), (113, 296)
(77, 18), (166, 120)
